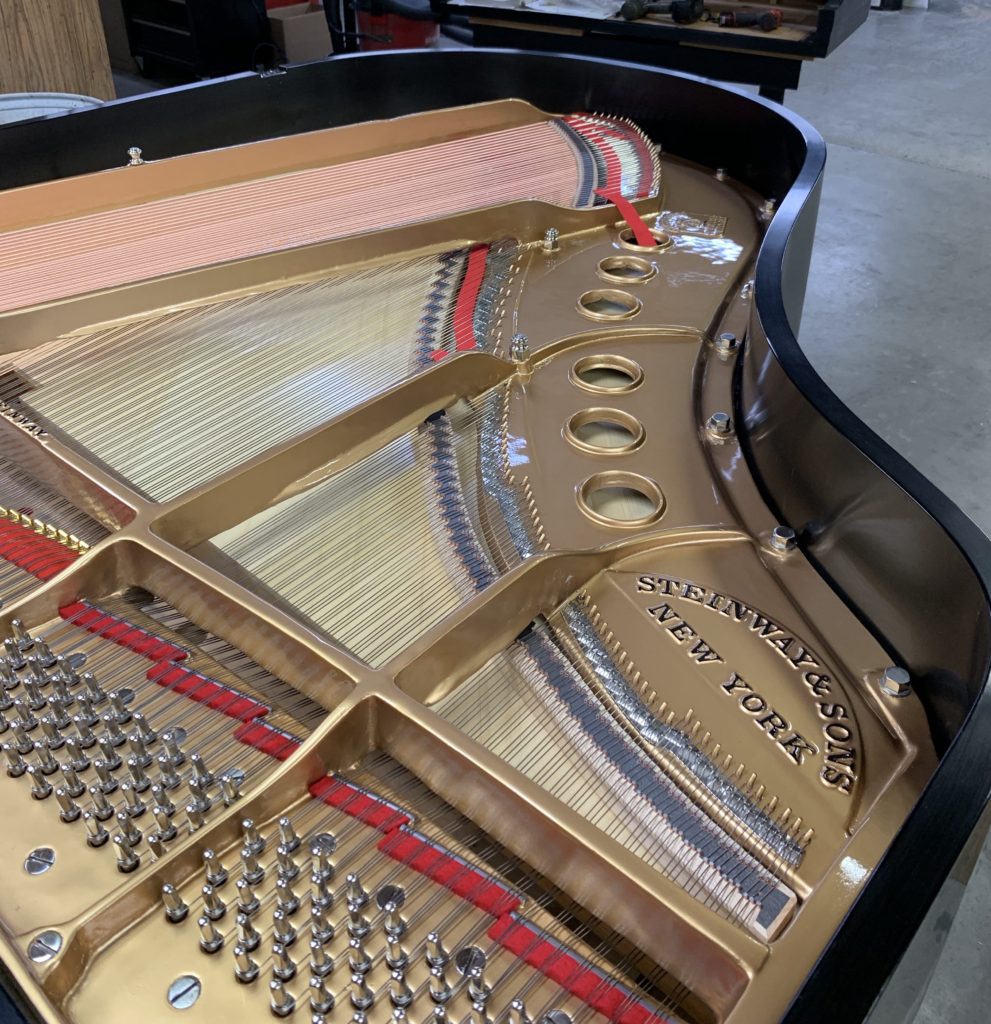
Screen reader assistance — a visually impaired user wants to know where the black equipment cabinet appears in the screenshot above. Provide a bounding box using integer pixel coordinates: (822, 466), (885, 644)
(1, 50), (990, 1024)
(120, 0), (272, 79)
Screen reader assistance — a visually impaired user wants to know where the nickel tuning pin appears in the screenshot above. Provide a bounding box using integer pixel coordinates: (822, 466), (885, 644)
(84, 810), (109, 847)
(236, 876), (260, 916)
(310, 937), (334, 978)
(237, 912), (261, 952)
(219, 772), (242, 806)
(241, 817), (265, 855)
(203, 848), (228, 887)
(278, 815), (300, 852)
(276, 842), (299, 881)
(269, 979), (296, 1018)
(233, 943), (260, 984)
(198, 916), (224, 954)
(272, 942), (296, 982)
(508, 998), (531, 1024)
(54, 785), (81, 823)
(310, 974), (335, 1015)
(113, 834), (140, 873)
(162, 883), (189, 923)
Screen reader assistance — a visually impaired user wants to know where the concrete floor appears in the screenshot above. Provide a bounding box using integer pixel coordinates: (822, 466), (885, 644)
(781, 5), (991, 1022)
(108, 6), (991, 1018)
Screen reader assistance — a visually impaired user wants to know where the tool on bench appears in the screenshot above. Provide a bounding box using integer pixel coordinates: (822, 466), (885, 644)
(620, 0), (704, 23)
(718, 6), (783, 30)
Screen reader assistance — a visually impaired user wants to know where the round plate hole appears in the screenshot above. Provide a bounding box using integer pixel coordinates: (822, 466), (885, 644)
(565, 408), (645, 455)
(576, 288), (642, 322)
(617, 226), (673, 252)
(571, 354), (644, 395)
(578, 472), (664, 527)
(597, 255), (656, 284)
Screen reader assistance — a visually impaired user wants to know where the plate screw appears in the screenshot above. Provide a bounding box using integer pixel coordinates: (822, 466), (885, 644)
(24, 847), (56, 875)
(880, 667), (912, 698)
(769, 525), (797, 553)
(166, 974), (201, 1009)
(28, 930), (62, 963)
(706, 411), (733, 439)
(715, 331), (739, 353)
(127, 146), (145, 166)
(542, 227), (560, 253)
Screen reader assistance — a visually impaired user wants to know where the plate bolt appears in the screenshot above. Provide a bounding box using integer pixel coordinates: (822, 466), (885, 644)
(28, 930), (62, 963)
(167, 974), (201, 1010)
(769, 525), (797, 553)
(24, 847), (56, 875)
(880, 667), (912, 698)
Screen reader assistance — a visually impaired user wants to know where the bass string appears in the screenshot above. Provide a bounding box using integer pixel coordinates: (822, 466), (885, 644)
(0, 121), (578, 313)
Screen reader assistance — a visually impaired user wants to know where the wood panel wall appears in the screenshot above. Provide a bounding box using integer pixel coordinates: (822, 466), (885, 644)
(0, 0), (115, 100)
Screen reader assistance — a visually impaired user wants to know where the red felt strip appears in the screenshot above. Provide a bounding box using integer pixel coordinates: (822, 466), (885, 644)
(58, 602), (188, 663)
(0, 519), (80, 579)
(234, 719), (301, 761)
(489, 916), (667, 1024)
(451, 245), (489, 352)
(378, 829), (520, 917)
(147, 662), (268, 722)
(594, 188), (657, 249)
(308, 776), (411, 832)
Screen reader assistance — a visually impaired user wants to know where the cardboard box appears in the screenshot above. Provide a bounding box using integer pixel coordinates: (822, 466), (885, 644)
(269, 2), (333, 63)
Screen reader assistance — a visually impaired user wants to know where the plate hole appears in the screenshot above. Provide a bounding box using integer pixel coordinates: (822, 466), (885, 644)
(597, 255), (656, 284)
(578, 472), (664, 527)
(576, 289), (641, 321)
(566, 408), (645, 455)
(571, 355), (644, 394)
(618, 227), (673, 252)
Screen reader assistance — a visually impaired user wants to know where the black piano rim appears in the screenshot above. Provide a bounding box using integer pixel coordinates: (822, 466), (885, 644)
(1, 49), (990, 1024)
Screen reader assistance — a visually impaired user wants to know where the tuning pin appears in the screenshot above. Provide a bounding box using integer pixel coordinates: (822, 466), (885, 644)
(276, 876), (300, 916)
(161, 729), (185, 766)
(10, 722), (34, 756)
(132, 710), (156, 745)
(153, 798), (179, 839)
(117, 810), (142, 846)
(470, 1003), (491, 1024)
(468, 965), (491, 1005)
(157, 753), (182, 791)
(72, 714), (97, 748)
(23, 677), (47, 713)
(431, 1006), (448, 1024)
(346, 873), (368, 907)
(242, 818), (265, 856)
(350, 973), (374, 1011)
(107, 691), (132, 725)
(233, 943), (260, 984)
(33, 637), (56, 668)
(219, 772), (241, 806)
(311, 838), (335, 882)
(3, 638), (26, 669)
(127, 733), (152, 769)
(3, 742), (26, 778)
(428, 965), (451, 1004)
(311, 903), (335, 945)
(39, 715), (64, 750)
(389, 969), (413, 1008)
(27, 764), (52, 800)
(426, 931), (449, 969)
(383, 900), (406, 939)
(64, 736), (90, 773)
(54, 785), (81, 823)
(236, 876), (260, 916)
(276, 815), (300, 852)
(56, 655), (80, 689)
(269, 978), (296, 1018)
(348, 902), (370, 939)
(276, 842), (299, 881)
(89, 784), (115, 821)
(203, 848), (228, 887)
(202, 884), (226, 921)
(33, 739), (59, 775)
(75, 693), (98, 728)
(10, 618), (34, 650)
(147, 831), (167, 860)
(93, 758), (118, 794)
(13, 698), (37, 731)
(272, 942), (296, 982)
(97, 734), (122, 770)
(162, 884), (189, 923)
(150, 782), (175, 815)
(113, 833), (140, 872)
(348, 936), (371, 975)
(83, 809), (110, 847)
(79, 671), (102, 703)
(273, 908), (296, 948)
(189, 751), (213, 787)
(48, 692), (72, 728)
(310, 937), (334, 978)
(311, 872), (334, 912)
(385, 933), (408, 971)
(198, 915), (224, 954)
(120, 780), (146, 817)
(240, 846), (264, 885)
(236, 912), (261, 952)
(187, 776), (211, 814)
(310, 974), (335, 1015)
(186, 804), (207, 832)
(101, 712), (127, 748)
(126, 755), (151, 793)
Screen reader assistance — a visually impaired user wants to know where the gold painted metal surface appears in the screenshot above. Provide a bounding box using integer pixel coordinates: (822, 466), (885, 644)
(0, 102), (937, 1024)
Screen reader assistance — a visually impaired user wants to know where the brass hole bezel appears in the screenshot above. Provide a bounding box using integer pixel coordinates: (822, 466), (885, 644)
(617, 227), (673, 252)
(570, 354), (645, 395)
(576, 471), (665, 528)
(564, 407), (646, 456)
(596, 255), (657, 285)
(576, 288), (642, 322)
